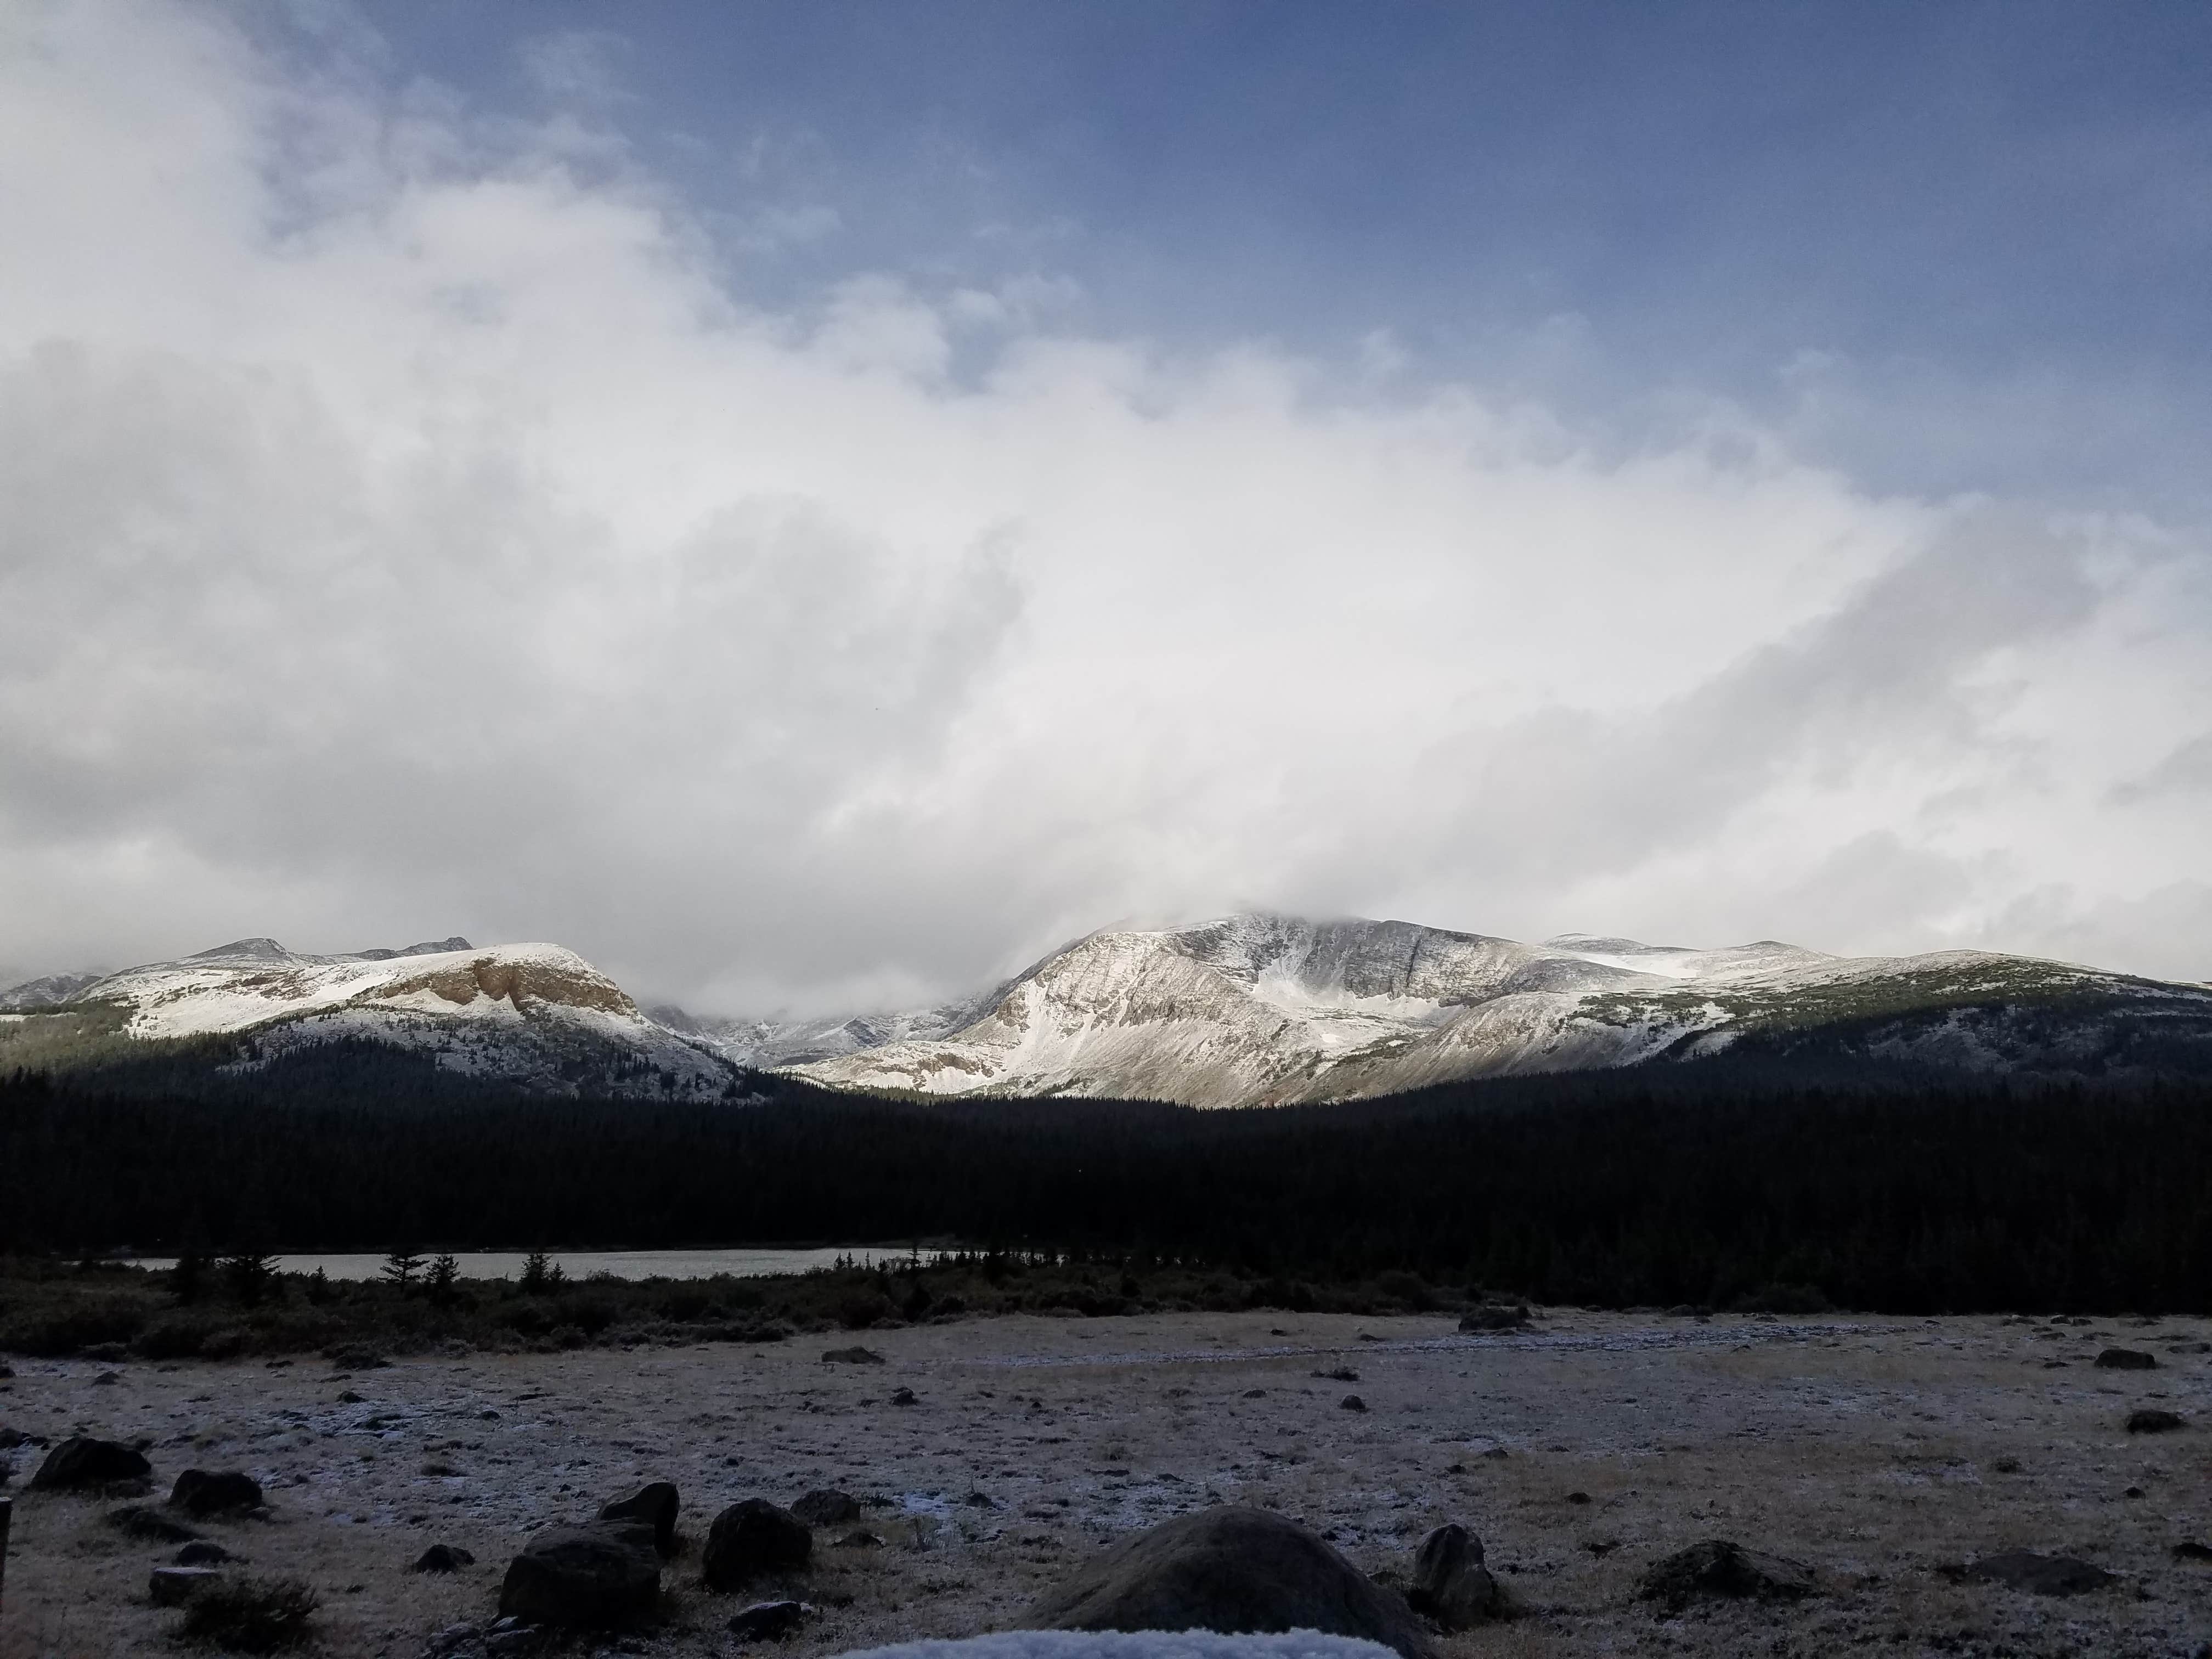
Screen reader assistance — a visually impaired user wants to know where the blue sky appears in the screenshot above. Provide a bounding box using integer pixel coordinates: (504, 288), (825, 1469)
(345, 0), (2212, 505)
(3, 1), (2209, 1004)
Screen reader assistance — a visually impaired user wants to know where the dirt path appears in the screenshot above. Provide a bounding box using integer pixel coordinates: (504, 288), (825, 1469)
(3, 1310), (2207, 1657)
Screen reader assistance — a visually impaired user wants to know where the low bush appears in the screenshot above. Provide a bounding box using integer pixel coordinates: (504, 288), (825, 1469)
(178, 1575), (318, 1651)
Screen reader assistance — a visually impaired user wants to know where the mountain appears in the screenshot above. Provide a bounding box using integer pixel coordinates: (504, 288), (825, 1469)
(0, 937), (751, 1101)
(785, 913), (2212, 1106)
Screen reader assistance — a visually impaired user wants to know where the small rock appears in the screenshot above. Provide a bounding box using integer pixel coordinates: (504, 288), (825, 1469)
(789, 1489), (861, 1527)
(1242, 1389), (1266, 1398)
(1953, 1551), (2117, 1595)
(702, 1499), (812, 1592)
(176, 1540), (231, 1565)
(820, 1346), (885, 1364)
(727, 1600), (807, 1641)
(1565, 1491), (1592, 1505)
(93, 1370), (121, 1386)
(2126, 1408), (2186, 1434)
(889, 1387), (917, 1407)
(964, 1490), (998, 1509)
(2094, 1348), (2158, 1370)
(415, 1544), (477, 1573)
(598, 1481), (680, 1557)
(1339, 1395), (1367, 1412)
(1637, 1539), (1816, 1611)
(149, 1565), (220, 1606)
(2171, 1540), (2212, 1564)
(1990, 1457), (2022, 1473)
(1313, 1367), (1359, 1383)
(30, 1435), (151, 1489)
(338, 1390), (365, 1404)
(106, 1504), (200, 1543)
(1409, 1522), (1508, 1629)
(2124, 1486), (2146, 1499)
(836, 1530), (886, 1548)
(1481, 1447), (1509, 1460)
(498, 1524), (660, 1627)
(171, 1469), (264, 1515)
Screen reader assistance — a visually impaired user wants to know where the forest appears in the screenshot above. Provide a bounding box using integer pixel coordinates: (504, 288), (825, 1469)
(3, 1053), (2207, 1316)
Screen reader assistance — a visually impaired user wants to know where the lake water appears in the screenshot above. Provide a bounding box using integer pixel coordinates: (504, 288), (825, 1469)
(128, 1247), (947, 1282)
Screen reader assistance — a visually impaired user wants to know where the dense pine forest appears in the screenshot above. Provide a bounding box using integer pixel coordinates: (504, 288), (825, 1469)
(3, 1057), (2207, 1315)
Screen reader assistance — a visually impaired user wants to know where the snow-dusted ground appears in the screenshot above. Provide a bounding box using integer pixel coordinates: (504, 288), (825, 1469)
(4, 1310), (2207, 1658)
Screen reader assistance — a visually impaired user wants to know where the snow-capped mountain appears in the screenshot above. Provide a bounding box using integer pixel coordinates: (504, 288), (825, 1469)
(0, 936), (749, 1100)
(786, 914), (2212, 1106)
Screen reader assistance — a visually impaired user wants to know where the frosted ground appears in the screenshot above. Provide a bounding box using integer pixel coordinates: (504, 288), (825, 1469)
(3, 1310), (2207, 1657)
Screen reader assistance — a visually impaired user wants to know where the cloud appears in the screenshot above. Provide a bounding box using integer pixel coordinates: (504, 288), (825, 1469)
(1, 1), (2208, 1010)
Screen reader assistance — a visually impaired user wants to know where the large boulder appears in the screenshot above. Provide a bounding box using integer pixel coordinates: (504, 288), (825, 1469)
(599, 1481), (681, 1557)
(1407, 1523), (1508, 1628)
(702, 1499), (812, 1593)
(1637, 1539), (1816, 1612)
(498, 1525), (661, 1627)
(171, 1469), (264, 1515)
(2125, 1409), (2185, 1434)
(30, 1436), (150, 1490)
(1022, 1505), (1437, 1659)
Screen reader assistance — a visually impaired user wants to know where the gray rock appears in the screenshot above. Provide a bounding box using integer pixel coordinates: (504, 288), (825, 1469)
(2094, 1348), (2157, 1370)
(1637, 1539), (1816, 1611)
(702, 1499), (812, 1593)
(414, 1544), (477, 1573)
(727, 1599), (808, 1641)
(789, 1489), (861, 1526)
(30, 1435), (150, 1489)
(2126, 1408), (2186, 1434)
(1408, 1523), (1508, 1629)
(1339, 1395), (1367, 1412)
(1022, 1503), (1438, 1659)
(1955, 1551), (2117, 1596)
(598, 1481), (680, 1556)
(171, 1468), (263, 1515)
(2171, 1541), (2212, 1564)
(149, 1565), (220, 1606)
(497, 1525), (659, 1627)
(176, 1540), (232, 1566)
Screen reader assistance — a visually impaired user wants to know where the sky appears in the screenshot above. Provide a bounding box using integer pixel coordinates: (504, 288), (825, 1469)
(2, 0), (2209, 1012)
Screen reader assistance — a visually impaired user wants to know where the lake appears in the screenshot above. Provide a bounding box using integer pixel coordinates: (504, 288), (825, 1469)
(128, 1246), (949, 1282)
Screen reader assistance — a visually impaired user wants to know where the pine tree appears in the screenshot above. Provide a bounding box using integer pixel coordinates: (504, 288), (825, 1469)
(382, 1250), (424, 1289)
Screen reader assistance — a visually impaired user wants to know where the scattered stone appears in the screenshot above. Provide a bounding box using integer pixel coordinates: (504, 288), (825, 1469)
(2168, 1340), (2211, 1355)
(93, 1370), (121, 1386)
(414, 1544), (477, 1573)
(599, 1481), (680, 1556)
(1022, 1503), (1439, 1659)
(789, 1489), (861, 1527)
(1339, 1395), (1367, 1412)
(836, 1530), (887, 1549)
(964, 1490), (998, 1509)
(820, 1346), (885, 1364)
(889, 1387), (918, 1407)
(1584, 1539), (1621, 1557)
(1990, 1457), (2022, 1474)
(2171, 1541), (2212, 1564)
(702, 1499), (812, 1592)
(107, 1504), (201, 1543)
(1637, 1539), (1816, 1612)
(498, 1525), (659, 1627)
(176, 1541), (232, 1566)
(1243, 1389), (1267, 1398)
(2094, 1348), (2157, 1370)
(171, 1468), (264, 1515)
(150, 1565), (221, 1606)
(2124, 1486), (2145, 1499)
(337, 1390), (365, 1404)
(30, 1435), (151, 1489)
(1459, 1305), (1531, 1333)
(1566, 1491), (1592, 1505)
(1408, 1522), (1509, 1629)
(1950, 1551), (2117, 1596)
(727, 1599), (808, 1641)
(2126, 1409), (2186, 1434)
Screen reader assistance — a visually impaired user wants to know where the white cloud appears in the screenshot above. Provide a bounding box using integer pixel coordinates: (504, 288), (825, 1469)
(2, 0), (2208, 1009)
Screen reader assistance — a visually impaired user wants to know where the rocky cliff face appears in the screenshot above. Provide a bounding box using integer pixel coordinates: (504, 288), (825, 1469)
(786, 914), (2212, 1106)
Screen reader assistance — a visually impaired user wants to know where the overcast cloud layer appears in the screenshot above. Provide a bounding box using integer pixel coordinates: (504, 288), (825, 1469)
(3, 1), (2208, 1011)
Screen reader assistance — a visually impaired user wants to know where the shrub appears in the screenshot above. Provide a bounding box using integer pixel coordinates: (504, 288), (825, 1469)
(1375, 1269), (1436, 1311)
(178, 1575), (318, 1651)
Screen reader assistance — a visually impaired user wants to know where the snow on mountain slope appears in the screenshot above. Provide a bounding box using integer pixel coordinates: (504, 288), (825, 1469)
(12, 936), (748, 1099)
(789, 915), (2212, 1106)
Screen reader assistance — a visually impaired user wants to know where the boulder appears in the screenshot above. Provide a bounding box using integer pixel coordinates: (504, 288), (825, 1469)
(727, 1599), (808, 1641)
(171, 1469), (263, 1515)
(2171, 1541), (2212, 1564)
(1339, 1395), (1367, 1413)
(599, 1481), (680, 1556)
(2126, 1409), (2185, 1434)
(789, 1489), (862, 1527)
(889, 1387), (918, 1407)
(176, 1540), (232, 1566)
(1022, 1504), (1438, 1659)
(2094, 1348), (2157, 1370)
(106, 1504), (200, 1543)
(150, 1565), (221, 1606)
(30, 1435), (150, 1490)
(414, 1544), (477, 1573)
(1408, 1523), (1508, 1629)
(702, 1499), (812, 1592)
(1637, 1539), (1816, 1612)
(1956, 1551), (2116, 1596)
(498, 1525), (661, 1627)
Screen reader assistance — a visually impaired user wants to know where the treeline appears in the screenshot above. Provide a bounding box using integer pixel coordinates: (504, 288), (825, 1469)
(2, 1065), (2208, 1313)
